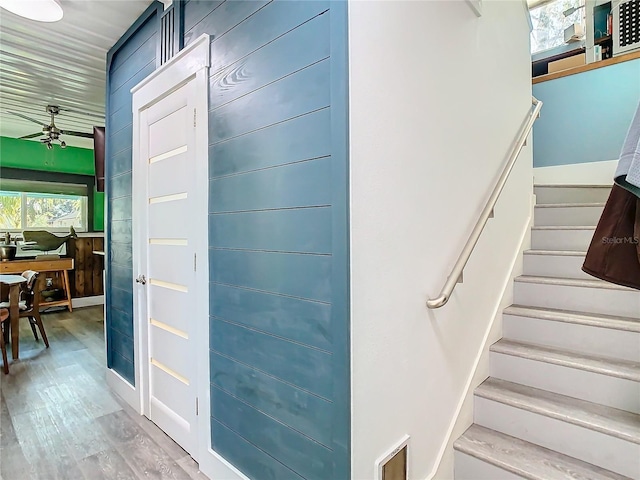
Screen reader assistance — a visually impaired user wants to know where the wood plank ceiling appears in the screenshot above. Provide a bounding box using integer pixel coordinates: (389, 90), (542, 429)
(0, 0), (154, 149)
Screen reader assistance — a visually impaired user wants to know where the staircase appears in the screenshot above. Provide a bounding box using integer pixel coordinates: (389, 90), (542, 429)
(454, 184), (640, 480)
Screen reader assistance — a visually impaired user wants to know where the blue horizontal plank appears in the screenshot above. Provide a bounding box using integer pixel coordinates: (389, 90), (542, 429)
(109, 196), (132, 222)
(211, 419), (304, 480)
(210, 249), (331, 303)
(211, 388), (332, 480)
(110, 14), (157, 73)
(110, 173), (132, 200)
(184, 1), (270, 48)
(209, 206), (331, 254)
(211, 283), (331, 351)
(183, 0), (224, 33)
(109, 351), (135, 385)
(110, 286), (133, 314)
(108, 327), (134, 362)
(109, 243), (132, 270)
(209, 58), (330, 144)
(110, 34), (157, 92)
(210, 108), (330, 178)
(108, 307), (133, 337)
(210, 351), (332, 445)
(210, 0), (328, 73)
(107, 149), (132, 178)
(210, 318), (332, 398)
(109, 264), (133, 291)
(210, 157), (331, 213)
(210, 12), (329, 111)
(109, 125), (133, 157)
(109, 106), (133, 137)
(109, 219), (132, 244)
(109, 61), (155, 115)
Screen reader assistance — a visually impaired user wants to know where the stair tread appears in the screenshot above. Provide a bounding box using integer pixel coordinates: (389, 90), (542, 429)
(476, 378), (640, 444)
(535, 202), (605, 208)
(524, 250), (586, 256)
(534, 184), (612, 188)
(503, 305), (640, 333)
(454, 424), (632, 480)
(532, 226), (595, 230)
(515, 275), (636, 291)
(491, 339), (640, 382)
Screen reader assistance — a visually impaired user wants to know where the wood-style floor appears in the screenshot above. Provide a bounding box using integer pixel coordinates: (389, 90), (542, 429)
(0, 306), (208, 480)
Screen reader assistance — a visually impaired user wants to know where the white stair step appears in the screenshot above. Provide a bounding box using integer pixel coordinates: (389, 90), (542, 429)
(531, 226), (595, 251)
(534, 203), (604, 227)
(490, 339), (640, 413)
(454, 424), (632, 480)
(534, 184), (612, 205)
(474, 378), (640, 478)
(513, 275), (640, 319)
(523, 250), (590, 279)
(503, 305), (640, 361)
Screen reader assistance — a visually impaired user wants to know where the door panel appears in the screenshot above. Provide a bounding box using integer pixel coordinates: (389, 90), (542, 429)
(139, 78), (197, 455)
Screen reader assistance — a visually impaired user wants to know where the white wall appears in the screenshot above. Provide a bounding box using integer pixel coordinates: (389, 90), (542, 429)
(348, 1), (534, 479)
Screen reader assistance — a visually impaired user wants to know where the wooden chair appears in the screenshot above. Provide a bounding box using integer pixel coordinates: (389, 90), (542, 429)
(0, 308), (8, 374)
(0, 270), (49, 350)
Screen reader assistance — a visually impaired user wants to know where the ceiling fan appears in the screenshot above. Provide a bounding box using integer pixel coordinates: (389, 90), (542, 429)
(5, 105), (102, 149)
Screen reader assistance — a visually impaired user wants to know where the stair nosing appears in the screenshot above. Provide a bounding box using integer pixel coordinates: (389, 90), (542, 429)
(534, 184), (612, 188)
(475, 378), (640, 444)
(491, 338), (640, 382)
(503, 305), (640, 333)
(524, 249), (586, 257)
(454, 424), (633, 480)
(535, 202), (605, 208)
(515, 275), (636, 291)
(532, 225), (596, 231)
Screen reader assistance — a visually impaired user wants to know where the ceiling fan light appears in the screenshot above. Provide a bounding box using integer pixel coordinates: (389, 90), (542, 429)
(0, 0), (63, 22)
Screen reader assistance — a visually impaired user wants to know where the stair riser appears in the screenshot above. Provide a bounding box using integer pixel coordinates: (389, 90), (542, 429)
(523, 254), (590, 279)
(514, 281), (640, 319)
(474, 397), (640, 479)
(454, 451), (526, 480)
(502, 315), (640, 362)
(490, 352), (640, 413)
(531, 229), (595, 251)
(534, 206), (604, 227)
(534, 187), (611, 205)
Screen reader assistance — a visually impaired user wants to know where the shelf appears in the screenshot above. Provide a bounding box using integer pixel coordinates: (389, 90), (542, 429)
(594, 35), (612, 45)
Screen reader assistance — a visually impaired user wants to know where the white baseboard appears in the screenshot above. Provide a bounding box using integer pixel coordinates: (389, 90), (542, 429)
(533, 160), (617, 185)
(72, 295), (104, 308)
(199, 448), (250, 480)
(426, 199), (534, 480)
(106, 367), (140, 413)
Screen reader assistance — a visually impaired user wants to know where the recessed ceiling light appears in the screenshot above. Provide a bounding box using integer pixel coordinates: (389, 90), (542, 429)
(0, 0), (63, 22)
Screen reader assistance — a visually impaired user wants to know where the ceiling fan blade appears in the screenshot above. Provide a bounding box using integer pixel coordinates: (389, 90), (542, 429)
(60, 130), (94, 139)
(19, 132), (44, 139)
(4, 110), (47, 127)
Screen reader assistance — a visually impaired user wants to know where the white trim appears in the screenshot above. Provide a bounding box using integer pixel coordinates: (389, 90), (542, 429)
(425, 197), (534, 480)
(132, 32), (216, 475)
(106, 368), (141, 413)
(72, 295), (104, 308)
(533, 160), (617, 185)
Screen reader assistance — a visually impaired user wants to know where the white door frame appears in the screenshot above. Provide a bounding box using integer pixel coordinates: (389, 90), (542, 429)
(131, 34), (210, 463)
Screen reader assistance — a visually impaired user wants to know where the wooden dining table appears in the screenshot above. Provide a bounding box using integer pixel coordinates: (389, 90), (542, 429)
(0, 274), (26, 360)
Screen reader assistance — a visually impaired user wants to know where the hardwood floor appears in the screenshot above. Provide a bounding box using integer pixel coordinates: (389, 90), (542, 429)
(0, 306), (209, 480)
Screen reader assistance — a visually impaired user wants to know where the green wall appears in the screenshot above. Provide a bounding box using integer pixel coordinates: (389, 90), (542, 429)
(0, 136), (104, 231)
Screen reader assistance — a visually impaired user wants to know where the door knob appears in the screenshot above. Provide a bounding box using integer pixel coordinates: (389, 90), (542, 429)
(135, 274), (146, 285)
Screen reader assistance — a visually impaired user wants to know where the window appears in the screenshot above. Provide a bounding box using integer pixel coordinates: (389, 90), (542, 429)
(0, 180), (88, 232)
(530, 0), (586, 54)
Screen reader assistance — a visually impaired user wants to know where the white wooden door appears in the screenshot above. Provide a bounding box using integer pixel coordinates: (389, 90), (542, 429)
(137, 80), (198, 454)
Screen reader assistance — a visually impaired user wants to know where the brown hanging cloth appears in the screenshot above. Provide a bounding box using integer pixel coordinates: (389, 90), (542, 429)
(582, 184), (640, 290)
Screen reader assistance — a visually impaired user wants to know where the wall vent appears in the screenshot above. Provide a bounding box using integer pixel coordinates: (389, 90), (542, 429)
(613, 0), (640, 56)
(375, 435), (410, 480)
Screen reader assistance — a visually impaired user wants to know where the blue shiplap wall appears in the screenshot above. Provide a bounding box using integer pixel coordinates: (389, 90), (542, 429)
(105, 3), (161, 385)
(183, 1), (350, 478)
